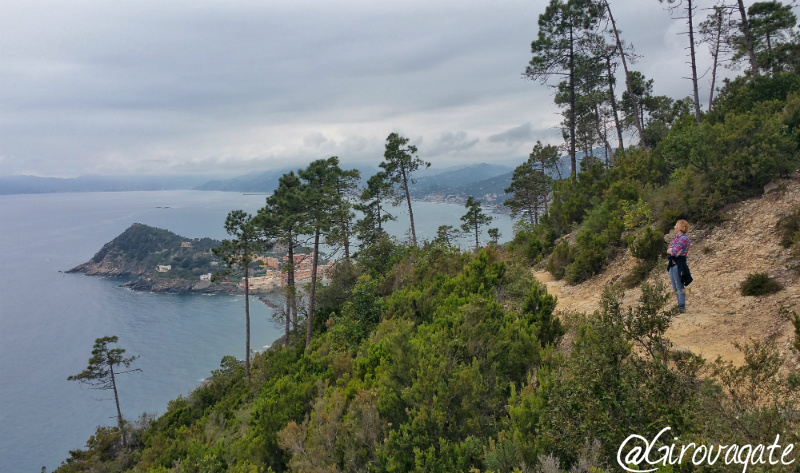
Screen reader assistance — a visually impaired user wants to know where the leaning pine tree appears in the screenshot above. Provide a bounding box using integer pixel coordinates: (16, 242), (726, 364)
(68, 336), (140, 446)
(380, 133), (430, 246)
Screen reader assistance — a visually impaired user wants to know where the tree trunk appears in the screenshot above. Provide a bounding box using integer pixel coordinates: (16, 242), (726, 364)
(287, 235), (297, 331)
(244, 269), (251, 379)
(109, 362), (126, 446)
(402, 167), (417, 245)
(306, 227), (321, 348)
(528, 194), (535, 225)
(474, 224), (479, 250)
(709, 21), (722, 111)
(604, 0), (645, 146)
(343, 220), (351, 261)
(377, 202), (383, 235)
(687, 0), (703, 125)
(569, 24), (577, 179)
(605, 56), (624, 153)
(285, 288), (290, 344)
(736, 0), (760, 76)
(540, 163), (550, 215)
(594, 104), (614, 166)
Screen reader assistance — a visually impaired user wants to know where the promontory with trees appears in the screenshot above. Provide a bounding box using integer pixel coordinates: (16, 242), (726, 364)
(56, 0), (800, 471)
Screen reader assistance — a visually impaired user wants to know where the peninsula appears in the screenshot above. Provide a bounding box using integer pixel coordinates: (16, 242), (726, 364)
(68, 223), (324, 295)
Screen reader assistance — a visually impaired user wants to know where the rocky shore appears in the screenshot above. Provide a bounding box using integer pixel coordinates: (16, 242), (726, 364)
(119, 275), (237, 295)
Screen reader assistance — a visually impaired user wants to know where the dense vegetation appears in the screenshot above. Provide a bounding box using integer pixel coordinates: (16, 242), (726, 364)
(56, 0), (800, 471)
(80, 223), (221, 278)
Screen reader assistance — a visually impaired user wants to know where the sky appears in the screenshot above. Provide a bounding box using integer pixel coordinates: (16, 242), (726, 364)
(1, 0), (795, 178)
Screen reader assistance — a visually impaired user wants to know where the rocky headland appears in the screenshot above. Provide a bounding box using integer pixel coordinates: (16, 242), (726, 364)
(67, 223), (238, 295)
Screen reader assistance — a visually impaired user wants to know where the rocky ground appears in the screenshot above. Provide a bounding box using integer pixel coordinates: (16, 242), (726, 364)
(534, 174), (800, 366)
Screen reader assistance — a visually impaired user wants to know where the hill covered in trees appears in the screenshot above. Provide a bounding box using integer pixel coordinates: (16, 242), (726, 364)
(68, 223), (228, 293)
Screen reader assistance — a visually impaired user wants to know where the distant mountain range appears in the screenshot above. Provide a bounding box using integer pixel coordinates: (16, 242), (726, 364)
(0, 175), (208, 195)
(1, 151), (596, 197)
(191, 163), (516, 195)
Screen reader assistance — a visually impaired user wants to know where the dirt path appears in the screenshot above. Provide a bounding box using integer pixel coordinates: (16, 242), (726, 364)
(533, 177), (800, 366)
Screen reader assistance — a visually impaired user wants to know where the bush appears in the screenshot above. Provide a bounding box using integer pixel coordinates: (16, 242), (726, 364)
(564, 230), (608, 284)
(648, 168), (720, 231)
(740, 273), (784, 296)
(777, 208), (800, 251)
(508, 220), (557, 263)
(547, 161), (608, 235)
(628, 227), (665, 263)
(546, 240), (573, 280)
(708, 72), (800, 124)
(610, 148), (669, 188)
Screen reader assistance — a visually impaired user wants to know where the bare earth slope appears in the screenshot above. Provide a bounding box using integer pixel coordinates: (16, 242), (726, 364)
(534, 175), (800, 365)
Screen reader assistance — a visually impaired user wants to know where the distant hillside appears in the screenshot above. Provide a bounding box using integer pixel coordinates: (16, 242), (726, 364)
(0, 175), (206, 194)
(410, 163), (512, 196)
(194, 163), (511, 194)
(194, 164), (380, 193)
(417, 155), (574, 202)
(194, 169), (288, 193)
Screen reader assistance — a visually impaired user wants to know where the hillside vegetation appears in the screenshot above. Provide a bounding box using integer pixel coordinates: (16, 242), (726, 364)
(54, 4), (800, 471)
(68, 223), (221, 279)
(56, 89), (800, 472)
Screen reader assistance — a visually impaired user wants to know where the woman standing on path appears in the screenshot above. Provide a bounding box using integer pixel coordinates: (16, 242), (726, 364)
(667, 219), (692, 312)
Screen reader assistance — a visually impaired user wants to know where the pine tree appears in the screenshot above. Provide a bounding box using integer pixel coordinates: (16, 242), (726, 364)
(461, 196), (494, 249)
(504, 153), (552, 225)
(213, 210), (269, 378)
(259, 172), (308, 342)
(68, 336), (140, 445)
(380, 133), (430, 246)
(298, 157), (355, 348)
(525, 0), (603, 178)
(355, 171), (396, 248)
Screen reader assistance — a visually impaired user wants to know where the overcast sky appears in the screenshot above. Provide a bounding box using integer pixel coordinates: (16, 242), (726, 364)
(1, 0), (795, 178)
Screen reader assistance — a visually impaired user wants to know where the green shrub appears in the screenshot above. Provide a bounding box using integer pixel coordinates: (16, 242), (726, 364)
(648, 168), (720, 231)
(508, 220), (557, 263)
(547, 240), (573, 280)
(708, 72), (800, 124)
(611, 148), (670, 188)
(740, 273), (784, 296)
(547, 161), (608, 235)
(564, 230), (608, 284)
(629, 227), (665, 263)
(778, 208), (800, 251)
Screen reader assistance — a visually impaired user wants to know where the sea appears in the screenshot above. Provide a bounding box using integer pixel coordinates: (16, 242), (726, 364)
(0, 190), (516, 472)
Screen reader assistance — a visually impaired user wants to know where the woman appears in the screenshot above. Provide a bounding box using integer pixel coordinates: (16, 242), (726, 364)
(666, 219), (692, 312)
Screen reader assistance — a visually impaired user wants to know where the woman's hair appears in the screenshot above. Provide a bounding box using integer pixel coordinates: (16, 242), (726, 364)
(676, 219), (689, 233)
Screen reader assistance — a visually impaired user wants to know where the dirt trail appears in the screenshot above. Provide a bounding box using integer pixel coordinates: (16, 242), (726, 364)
(533, 176), (800, 366)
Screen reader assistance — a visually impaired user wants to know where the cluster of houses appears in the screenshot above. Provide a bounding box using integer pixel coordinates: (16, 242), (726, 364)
(242, 253), (333, 292)
(154, 242), (332, 293)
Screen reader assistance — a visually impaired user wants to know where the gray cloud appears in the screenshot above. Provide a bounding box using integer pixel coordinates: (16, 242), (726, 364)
(1, 0), (791, 178)
(304, 132), (329, 148)
(488, 123), (534, 144)
(429, 131), (480, 155)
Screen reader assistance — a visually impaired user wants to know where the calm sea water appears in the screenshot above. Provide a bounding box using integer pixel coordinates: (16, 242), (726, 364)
(0, 191), (515, 472)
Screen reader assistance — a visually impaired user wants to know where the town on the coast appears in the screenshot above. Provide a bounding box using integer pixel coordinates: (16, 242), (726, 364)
(155, 241), (332, 293)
